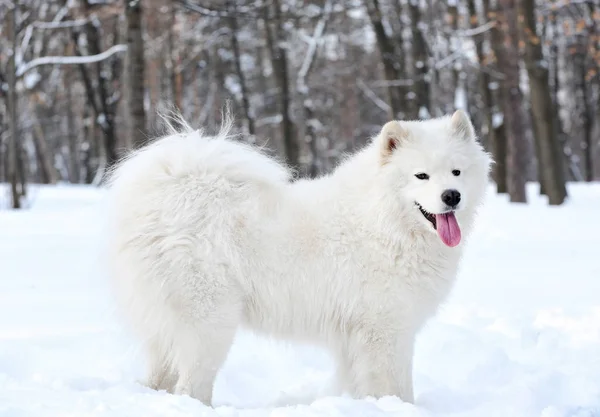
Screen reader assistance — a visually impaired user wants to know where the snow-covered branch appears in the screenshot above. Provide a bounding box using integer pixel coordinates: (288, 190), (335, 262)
(16, 44), (128, 77)
(296, 0), (334, 94)
(457, 21), (496, 37)
(434, 50), (463, 70)
(357, 79), (391, 113)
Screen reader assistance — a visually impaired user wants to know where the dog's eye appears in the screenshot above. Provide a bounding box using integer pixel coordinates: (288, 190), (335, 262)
(452, 169), (461, 176)
(415, 173), (429, 180)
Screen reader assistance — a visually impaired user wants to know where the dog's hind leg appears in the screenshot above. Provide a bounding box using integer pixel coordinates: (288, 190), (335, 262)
(145, 335), (178, 393)
(331, 342), (353, 396)
(170, 288), (242, 406)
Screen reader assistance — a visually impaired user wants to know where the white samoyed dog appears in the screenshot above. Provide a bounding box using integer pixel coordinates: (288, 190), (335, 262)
(104, 110), (491, 406)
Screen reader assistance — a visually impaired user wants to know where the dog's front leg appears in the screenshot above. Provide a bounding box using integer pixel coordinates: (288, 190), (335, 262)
(344, 326), (415, 403)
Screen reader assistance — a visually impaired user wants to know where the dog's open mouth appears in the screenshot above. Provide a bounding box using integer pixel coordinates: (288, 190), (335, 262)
(415, 202), (462, 247)
(416, 203), (437, 230)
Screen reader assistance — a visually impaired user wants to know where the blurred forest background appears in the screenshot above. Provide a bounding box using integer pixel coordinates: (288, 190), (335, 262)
(1, 0), (599, 209)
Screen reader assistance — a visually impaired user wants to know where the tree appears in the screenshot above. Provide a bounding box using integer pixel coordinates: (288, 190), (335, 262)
(264, 0), (299, 171)
(126, 0), (147, 150)
(0, 0), (597, 205)
(6, 4), (26, 208)
(467, 0), (501, 189)
(407, 0), (430, 119)
(228, 1), (255, 137)
(519, 0), (567, 205)
(297, 0), (333, 177)
(491, 0), (529, 203)
(365, 0), (406, 119)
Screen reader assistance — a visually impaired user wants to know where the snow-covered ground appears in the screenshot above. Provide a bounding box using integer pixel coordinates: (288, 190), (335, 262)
(1, 183), (599, 417)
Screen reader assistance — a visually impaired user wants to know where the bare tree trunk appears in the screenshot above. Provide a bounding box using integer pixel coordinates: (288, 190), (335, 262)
(229, 2), (255, 136)
(29, 101), (58, 184)
(365, 0), (405, 119)
(126, 0), (147, 150)
(6, 5), (25, 208)
(468, 0), (494, 141)
(408, 0), (430, 119)
(169, 3), (183, 114)
(82, 109), (98, 184)
(65, 53), (80, 184)
(548, 13), (580, 181)
(448, 1), (461, 112)
(585, 2), (600, 181)
(0, 111), (5, 183)
(572, 36), (594, 182)
(493, 120), (508, 193)
(264, 0), (299, 171)
(146, 0), (161, 127)
(519, 0), (567, 204)
(486, 0), (508, 193)
(492, 0), (528, 203)
(298, 0), (333, 178)
(31, 127), (55, 184)
(71, 30), (106, 181)
(81, 2), (119, 167)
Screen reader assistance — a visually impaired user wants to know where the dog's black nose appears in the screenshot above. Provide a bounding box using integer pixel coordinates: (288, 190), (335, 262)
(441, 189), (461, 207)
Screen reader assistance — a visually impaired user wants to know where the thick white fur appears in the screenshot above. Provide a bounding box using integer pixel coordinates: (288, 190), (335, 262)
(105, 110), (492, 406)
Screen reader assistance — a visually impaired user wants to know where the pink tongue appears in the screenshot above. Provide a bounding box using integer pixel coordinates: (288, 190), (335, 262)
(435, 212), (461, 247)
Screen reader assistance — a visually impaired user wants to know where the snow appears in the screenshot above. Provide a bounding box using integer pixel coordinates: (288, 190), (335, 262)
(454, 86), (467, 110)
(492, 112), (504, 129)
(96, 113), (107, 128)
(488, 81), (499, 91)
(224, 75), (242, 99)
(16, 44), (128, 78)
(346, 8), (365, 20)
(1, 183), (600, 417)
(23, 72), (41, 89)
(419, 106), (431, 119)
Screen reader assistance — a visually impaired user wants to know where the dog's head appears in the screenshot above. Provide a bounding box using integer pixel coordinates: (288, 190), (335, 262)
(375, 110), (492, 247)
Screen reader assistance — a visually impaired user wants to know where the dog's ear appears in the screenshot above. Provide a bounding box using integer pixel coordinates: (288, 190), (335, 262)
(450, 109), (476, 141)
(379, 121), (408, 161)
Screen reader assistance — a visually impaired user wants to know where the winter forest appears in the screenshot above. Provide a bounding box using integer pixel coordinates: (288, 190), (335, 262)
(2, 1), (600, 415)
(1, 0), (599, 209)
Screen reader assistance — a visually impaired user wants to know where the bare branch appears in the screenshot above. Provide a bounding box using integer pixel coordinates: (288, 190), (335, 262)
(434, 50), (463, 69)
(32, 19), (90, 29)
(370, 79), (415, 87)
(16, 44), (128, 77)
